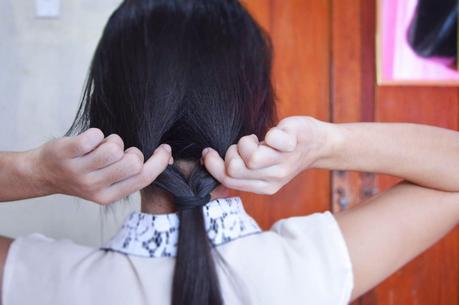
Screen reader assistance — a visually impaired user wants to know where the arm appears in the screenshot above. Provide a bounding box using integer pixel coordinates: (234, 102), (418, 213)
(0, 129), (172, 302)
(0, 151), (52, 201)
(317, 122), (459, 192)
(0, 128), (172, 204)
(202, 116), (459, 301)
(334, 182), (459, 301)
(315, 120), (459, 300)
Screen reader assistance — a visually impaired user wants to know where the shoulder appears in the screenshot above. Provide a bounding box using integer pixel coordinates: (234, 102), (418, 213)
(1, 233), (127, 305)
(275, 211), (353, 304)
(4, 233), (97, 275)
(222, 211), (353, 305)
(270, 210), (350, 254)
(271, 211), (353, 294)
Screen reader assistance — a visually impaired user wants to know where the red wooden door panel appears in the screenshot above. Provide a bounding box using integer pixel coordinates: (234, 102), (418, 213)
(331, 0), (459, 304)
(371, 88), (459, 305)
(240, 1), (459, 304)
(239, 0), (332, 229)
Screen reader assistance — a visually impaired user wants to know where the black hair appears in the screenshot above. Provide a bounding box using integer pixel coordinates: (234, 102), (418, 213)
(407, 0), (457, 59)
(66, 1), (276, 304)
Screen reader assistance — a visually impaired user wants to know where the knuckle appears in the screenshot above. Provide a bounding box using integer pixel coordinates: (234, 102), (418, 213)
(225, 144), (237, 159)
(246, 159), (258, 169)
(227, 159), (242, 177)
(127, 146), (142, 156)
(108, 133), (122, 143)
(265, 127), (277, 139)
(246, 153), (261, 169)
(238, 135), (252, 146)
(107, 143), (124, 161)
(74, 139), (91, 156)
(109, 134), (125, 150)
(125, 154), (143, 174)
(277, 116), (293, 127)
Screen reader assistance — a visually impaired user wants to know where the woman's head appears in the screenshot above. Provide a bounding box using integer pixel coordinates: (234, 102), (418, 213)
(67, 0), (275, 304)
(70, 0), (275, 166)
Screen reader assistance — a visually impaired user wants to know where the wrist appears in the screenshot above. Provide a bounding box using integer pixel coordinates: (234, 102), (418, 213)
(309, 121), (346, 169)
(18, 149), (55, 197)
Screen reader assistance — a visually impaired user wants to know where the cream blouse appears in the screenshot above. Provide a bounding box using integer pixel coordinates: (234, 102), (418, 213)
(2, 197), (354, 305)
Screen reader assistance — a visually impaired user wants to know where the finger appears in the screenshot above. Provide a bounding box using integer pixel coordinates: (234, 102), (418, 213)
(202, 148), (268, 192)
(96, 144), (172, 204)
(224, 144), (240, 174)
(202, 148), (227, 183)
(139, 144), (171, 185)
(61, 128), (105, 158)
(225, 144), (247, 178)
(125, 147), (144, 164)
(91, 148), (144, 186)
(242, 144), (284, 169)
(102, 134), (124, 151)
(264, 127), (297, 152)
(224, 144), (287, 181)
(237, 134), (259, 165)
(78, 137), (126, 171)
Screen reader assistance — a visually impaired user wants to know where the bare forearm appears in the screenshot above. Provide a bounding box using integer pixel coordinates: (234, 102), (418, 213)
(316, 122), (459, 192)
(0, 151), (50, 202)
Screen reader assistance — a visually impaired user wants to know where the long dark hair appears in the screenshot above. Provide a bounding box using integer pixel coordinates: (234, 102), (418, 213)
(66, 1), (276, 304)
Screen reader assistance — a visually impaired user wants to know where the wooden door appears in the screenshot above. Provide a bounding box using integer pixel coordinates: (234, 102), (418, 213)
(242, 0), (459, 304)
(238, 0), (332, 229)
(332, 1), (459, 304)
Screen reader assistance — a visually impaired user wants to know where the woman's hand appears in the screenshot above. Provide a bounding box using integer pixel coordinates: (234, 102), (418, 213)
(202, 116), (333, 194)
(4, 128), (173, 205)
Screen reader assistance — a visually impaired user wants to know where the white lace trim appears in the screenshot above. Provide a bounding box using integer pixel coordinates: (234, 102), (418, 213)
(102, 196), (261, 258)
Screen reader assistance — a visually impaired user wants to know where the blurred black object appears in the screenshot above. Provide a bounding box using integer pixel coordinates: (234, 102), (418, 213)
(407, 0), (457, 59)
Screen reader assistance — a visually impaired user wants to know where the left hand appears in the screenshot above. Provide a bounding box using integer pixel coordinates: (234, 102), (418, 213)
(201, 116), (331, 194)
(29, 128), (173, 205)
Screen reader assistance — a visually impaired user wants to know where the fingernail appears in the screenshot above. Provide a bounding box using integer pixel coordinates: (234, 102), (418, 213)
(162, 144), (171, 152)
(202, 148), (210, 157)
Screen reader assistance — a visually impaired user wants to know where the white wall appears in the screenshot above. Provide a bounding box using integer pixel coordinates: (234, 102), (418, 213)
(0, 0), (139, 246)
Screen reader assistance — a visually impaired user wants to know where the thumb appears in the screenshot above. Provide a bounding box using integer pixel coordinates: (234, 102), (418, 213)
(264, 127), (297, 152)
(141, 144), (173, 185)
(201, 148), (226, 184)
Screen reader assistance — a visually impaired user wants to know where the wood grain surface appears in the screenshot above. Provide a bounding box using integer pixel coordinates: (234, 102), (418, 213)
(239, 0), (331, 230)
(242, 1), (459, 304)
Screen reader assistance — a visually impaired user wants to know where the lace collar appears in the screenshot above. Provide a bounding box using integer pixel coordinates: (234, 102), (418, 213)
(102, 196), (261, 258)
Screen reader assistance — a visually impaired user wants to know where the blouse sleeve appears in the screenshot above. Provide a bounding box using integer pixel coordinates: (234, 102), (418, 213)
(269, 211), (354, 305)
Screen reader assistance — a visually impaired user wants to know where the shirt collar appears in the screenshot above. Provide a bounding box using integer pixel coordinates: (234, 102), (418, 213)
(102, 196), (261, 258)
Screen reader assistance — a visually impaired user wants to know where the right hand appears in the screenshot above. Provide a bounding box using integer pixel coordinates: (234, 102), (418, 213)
(202, 116), (333, 194)
(29, 128), (173, 205)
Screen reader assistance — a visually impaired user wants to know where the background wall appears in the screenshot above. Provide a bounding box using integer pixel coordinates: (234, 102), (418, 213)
(0, 0), (132, 246)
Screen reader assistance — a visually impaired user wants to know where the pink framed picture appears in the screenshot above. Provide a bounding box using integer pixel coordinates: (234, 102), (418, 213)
(377, 0), (459, 85)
